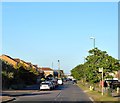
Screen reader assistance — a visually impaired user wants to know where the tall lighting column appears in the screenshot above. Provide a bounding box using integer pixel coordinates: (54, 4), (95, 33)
(90, 37), (95, 49)
(58, 60), (60, 78)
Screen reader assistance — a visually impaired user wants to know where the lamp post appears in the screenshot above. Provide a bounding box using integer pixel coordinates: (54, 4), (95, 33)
(90, 36), (96, 91)
(58, 60), (60, 78)
(90, 37), (95, 49)
(52, 62), (53, 69)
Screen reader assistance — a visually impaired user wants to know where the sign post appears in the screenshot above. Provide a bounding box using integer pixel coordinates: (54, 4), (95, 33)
(99, 67), (104, 95)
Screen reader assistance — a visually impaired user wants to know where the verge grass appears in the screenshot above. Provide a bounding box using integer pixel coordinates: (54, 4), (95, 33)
(77, 81), (119, 102)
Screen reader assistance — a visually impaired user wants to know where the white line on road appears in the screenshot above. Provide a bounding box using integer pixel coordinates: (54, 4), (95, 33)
(89, 97), (94, 102)
(54, 91), (62, 101)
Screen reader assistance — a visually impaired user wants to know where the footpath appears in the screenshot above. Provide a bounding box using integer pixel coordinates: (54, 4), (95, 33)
(0, 95), (16, 103)
(1, 90), (38, 103)
(1, 84), (40, 102)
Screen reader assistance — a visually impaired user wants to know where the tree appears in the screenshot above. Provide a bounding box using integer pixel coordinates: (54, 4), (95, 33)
(71, 48), (120, 84)
(1, 59), (40, 89)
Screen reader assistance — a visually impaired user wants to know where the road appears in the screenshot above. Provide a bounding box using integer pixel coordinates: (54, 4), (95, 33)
(2, 81), (93, 102)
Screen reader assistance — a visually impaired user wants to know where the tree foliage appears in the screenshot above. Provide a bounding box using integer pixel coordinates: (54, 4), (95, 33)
(71, 48), (120, 84)
(1, 59), (40, 89)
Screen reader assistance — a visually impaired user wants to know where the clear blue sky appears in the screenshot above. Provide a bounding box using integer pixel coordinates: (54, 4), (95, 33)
(2, 2), (118, 74)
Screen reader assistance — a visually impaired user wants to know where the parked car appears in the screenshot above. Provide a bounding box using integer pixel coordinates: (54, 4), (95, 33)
(72, 79), (77, 84)
(104, 79), (120, 89)
(40, 81), (53, 90)
(57, 79), (63, 85)
(51, 80), (57, 88)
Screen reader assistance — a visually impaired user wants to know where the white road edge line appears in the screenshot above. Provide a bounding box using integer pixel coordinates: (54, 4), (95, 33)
(89, 97), (94, 102)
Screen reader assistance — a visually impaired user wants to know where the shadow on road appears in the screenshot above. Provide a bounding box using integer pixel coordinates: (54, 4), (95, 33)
(2, 92), (51, 97)
(21, 84), (40, 90)
(54, 83), (69, 90)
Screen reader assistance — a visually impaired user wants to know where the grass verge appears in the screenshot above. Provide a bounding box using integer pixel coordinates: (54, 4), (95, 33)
(77, 81), (120, 102)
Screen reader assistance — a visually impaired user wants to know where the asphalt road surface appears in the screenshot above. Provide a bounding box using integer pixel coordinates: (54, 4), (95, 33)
(2, 81), (93, 102)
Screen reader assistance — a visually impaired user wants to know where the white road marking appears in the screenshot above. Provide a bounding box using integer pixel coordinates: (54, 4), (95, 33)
(89, 97), (94, 102)
(54, 91), (62, 101)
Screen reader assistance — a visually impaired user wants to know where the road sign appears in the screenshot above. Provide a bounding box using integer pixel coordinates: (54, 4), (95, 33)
(99, 68), (103, 72)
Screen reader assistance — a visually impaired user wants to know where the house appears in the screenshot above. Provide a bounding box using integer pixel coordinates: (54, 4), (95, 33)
(0, 54), (18, 67)
(14, 59), (38, 72)
(33, 65), (39, 72)
(14, 59), (31, 68)
(40, 67), (54, 77)
(38, 68), (44, 74)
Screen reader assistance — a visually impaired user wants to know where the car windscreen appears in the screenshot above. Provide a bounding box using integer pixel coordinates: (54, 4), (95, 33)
(41, 83), (49, 85)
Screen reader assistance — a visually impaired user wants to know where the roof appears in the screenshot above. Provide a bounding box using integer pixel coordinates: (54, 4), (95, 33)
(0, 54), (18, 66)
(41, 67), (53, 71)
(33, 65), (38, 68)
(1, 54), (16, 62)
(14, 58), (21, 62)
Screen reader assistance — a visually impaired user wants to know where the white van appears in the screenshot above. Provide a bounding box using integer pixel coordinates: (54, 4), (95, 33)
(57, 79), (63, 85)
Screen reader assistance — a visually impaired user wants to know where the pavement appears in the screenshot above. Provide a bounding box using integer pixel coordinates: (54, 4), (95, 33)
(1, 84), (39, 102)
(1, 90), (39, 102)
(0, 96), (16, 103)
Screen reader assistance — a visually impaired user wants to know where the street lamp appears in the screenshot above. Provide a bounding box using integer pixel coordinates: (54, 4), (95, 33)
(90, 36), (96, 92)
(58, 60), (60, 78)
(90, 37), (95, 49)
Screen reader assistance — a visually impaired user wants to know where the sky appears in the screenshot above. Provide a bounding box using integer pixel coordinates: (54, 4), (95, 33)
(2, 2), (118, 74)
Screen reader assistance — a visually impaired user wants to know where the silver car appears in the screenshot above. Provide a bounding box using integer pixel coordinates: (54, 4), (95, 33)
(40, 81), (53, 90)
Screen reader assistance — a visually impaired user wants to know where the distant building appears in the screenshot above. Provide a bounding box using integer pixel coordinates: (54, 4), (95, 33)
(40, 67), (54, 77)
